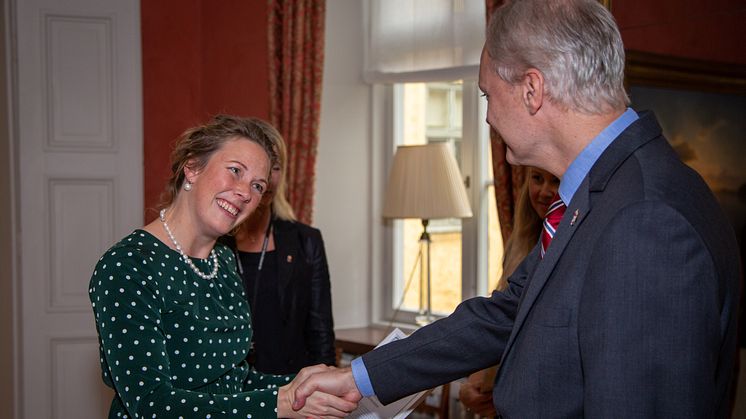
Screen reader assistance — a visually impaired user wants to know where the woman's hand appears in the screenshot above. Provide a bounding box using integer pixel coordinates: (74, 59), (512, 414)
(277, 364), (359, 418)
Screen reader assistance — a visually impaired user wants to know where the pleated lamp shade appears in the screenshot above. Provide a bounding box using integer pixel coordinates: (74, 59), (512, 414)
(382, 143), (473, 220)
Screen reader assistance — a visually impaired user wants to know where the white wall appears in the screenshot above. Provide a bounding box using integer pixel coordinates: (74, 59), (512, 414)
(316, 0), (374, 328)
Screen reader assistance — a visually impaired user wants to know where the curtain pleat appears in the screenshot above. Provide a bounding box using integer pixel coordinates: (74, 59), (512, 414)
(268, 0), (326, 224)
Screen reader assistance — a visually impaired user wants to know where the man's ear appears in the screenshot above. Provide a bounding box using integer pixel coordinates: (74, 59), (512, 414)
(522, 69), (544, 115)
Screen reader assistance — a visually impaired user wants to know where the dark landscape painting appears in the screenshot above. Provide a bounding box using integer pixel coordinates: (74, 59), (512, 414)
(629, 85), (746, 238)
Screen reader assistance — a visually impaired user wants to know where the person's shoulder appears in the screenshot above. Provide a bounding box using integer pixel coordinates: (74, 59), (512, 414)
(94, 229), (171, 276)
(91, 230), (166, 286)
(275, 219), (322, 235)
(274, 218), (320, 232)
(96, 229), (148, 259)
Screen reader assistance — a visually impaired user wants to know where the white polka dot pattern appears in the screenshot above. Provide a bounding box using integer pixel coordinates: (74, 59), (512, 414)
(89, 230), (294, 417)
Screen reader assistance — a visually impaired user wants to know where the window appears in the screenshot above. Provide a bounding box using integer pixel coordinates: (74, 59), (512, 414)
(384, 80), (504, 323)
(365, 0), (496, 324)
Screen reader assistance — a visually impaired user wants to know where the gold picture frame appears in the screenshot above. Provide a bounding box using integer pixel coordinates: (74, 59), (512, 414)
(625, 50), (746, 96)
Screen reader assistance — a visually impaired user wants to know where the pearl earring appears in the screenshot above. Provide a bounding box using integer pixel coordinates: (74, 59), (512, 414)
(183, 181), (192, 191)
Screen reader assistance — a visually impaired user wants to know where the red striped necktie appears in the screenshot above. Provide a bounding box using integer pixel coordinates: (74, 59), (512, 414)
(540, 194), (566, 258)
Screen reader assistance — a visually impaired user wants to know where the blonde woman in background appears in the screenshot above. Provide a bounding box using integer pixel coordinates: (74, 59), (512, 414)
(459, 167), (559, 417)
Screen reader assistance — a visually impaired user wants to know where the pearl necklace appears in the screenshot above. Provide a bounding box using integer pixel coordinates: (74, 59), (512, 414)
(159, 208), (219, 280)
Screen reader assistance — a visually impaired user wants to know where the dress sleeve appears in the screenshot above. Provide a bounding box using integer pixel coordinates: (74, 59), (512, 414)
(245, 367), (296, 390)
(89, 250), (283, 418)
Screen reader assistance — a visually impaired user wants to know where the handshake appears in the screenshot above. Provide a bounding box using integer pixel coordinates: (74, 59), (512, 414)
(277, 364), (362, 419)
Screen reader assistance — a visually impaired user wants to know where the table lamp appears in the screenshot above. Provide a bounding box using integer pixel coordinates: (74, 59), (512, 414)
(382, 143), (473, 325)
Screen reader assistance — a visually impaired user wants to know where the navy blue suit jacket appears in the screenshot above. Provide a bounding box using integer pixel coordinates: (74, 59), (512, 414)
(361, 112), (741, 418)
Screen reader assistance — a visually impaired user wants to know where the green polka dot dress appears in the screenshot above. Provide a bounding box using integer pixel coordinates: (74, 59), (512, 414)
(89, 230), (293, 418)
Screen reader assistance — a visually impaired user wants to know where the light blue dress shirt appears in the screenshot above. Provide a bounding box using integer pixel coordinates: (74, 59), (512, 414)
(351, 107), (640, 398)
(558, 108), (639, 204)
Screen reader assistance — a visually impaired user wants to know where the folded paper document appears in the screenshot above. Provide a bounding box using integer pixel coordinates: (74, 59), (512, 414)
(348, 328), (429, 419)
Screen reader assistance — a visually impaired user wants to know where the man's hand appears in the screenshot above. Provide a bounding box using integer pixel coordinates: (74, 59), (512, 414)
(291, 365), (362, 411)
(277, 364), (359, 418)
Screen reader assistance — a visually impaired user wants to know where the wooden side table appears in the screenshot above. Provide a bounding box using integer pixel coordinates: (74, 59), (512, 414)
(335, 326), (391, 355)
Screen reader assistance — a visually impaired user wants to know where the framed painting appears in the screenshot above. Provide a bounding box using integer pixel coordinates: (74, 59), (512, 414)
(625, 50), (746, 240)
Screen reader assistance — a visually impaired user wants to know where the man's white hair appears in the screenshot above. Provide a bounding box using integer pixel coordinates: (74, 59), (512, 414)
(486, 0), (629, 114)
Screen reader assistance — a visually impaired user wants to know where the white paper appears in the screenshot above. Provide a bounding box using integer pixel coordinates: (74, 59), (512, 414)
(348, 328), (429, 419)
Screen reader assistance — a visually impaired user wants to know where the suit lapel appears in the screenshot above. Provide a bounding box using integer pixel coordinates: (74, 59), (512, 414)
(501, 179), (591, 357)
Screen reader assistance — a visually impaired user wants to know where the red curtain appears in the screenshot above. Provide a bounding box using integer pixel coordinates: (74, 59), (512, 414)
(485, 0), (525, 241)
(268, 0), (326, 224)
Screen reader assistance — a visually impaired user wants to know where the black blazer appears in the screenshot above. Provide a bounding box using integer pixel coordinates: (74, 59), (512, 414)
(222, 219), (336, 374)
(362, 111), (741, 418)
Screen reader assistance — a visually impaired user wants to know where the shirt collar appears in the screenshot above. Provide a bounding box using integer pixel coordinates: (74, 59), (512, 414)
(558, 108), (639, 204)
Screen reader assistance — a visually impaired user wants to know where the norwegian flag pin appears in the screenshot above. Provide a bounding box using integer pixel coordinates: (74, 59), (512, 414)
(570, 209), (579, 226)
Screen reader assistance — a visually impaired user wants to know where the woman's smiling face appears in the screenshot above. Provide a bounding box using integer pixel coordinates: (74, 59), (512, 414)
(185, 137), (270, 238)
(527, 166), (560, 217)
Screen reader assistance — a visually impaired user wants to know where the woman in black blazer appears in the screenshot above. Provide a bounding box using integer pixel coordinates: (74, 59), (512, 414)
(221, 120), (335, 375)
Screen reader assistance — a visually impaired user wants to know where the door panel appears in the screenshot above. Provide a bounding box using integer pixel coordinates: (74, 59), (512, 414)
(12, 0), (142, 417)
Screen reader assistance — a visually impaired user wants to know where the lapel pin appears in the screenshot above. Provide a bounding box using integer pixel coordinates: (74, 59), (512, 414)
(570, 209), (579, 226)
(287, 255), (293, 263)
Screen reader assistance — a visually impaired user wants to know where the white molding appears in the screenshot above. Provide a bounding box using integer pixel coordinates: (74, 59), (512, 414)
(460, 81), (480, 300)
(364, 64), (480, 84)
(369, 83), (389, 324)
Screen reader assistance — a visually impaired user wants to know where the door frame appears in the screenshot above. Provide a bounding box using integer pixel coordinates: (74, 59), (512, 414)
(1, 0), (20, 417)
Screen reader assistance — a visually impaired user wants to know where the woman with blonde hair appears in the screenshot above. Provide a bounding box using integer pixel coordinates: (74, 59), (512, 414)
(89, 114), (353, 418)
(221, 119), (336, 375)
(496, 167), (558, 290)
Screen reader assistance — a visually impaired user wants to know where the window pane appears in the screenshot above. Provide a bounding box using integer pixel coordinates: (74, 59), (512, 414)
(429, 228), (462, 313)
(452, 89), (463, 129)
(425, 88), (449, 129)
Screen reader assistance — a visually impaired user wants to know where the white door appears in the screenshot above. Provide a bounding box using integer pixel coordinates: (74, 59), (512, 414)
(11, 0), (142, 417)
